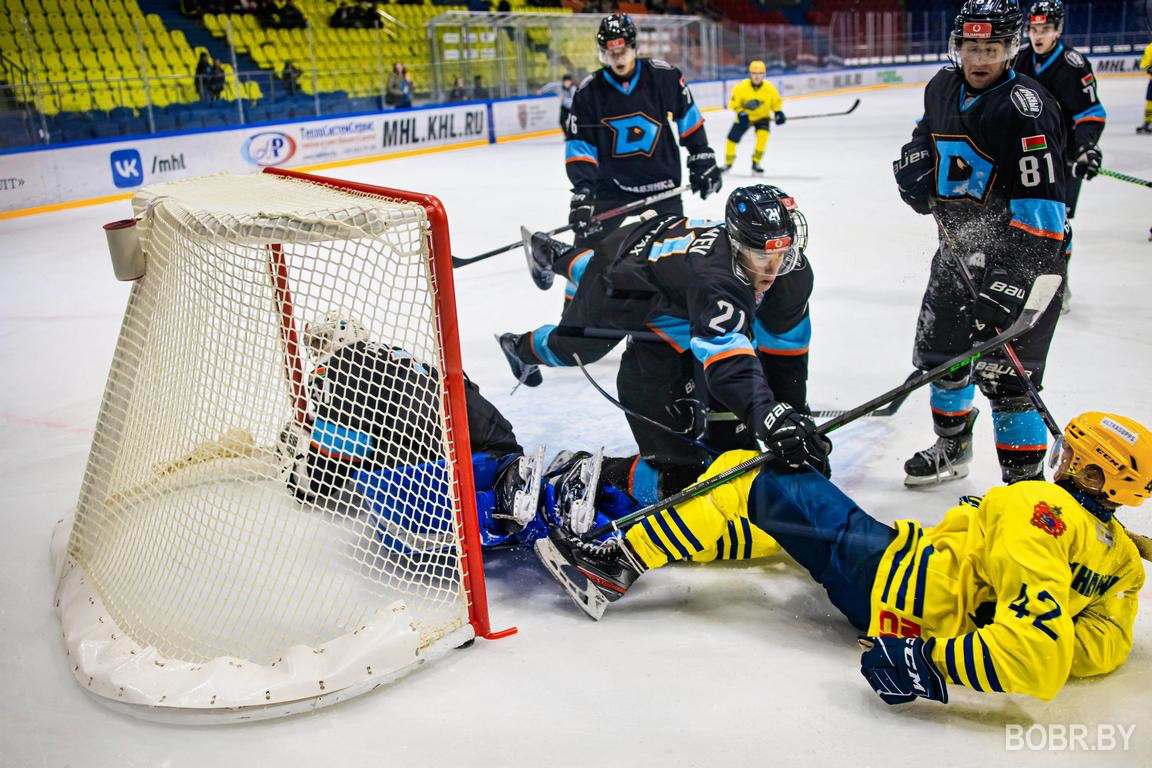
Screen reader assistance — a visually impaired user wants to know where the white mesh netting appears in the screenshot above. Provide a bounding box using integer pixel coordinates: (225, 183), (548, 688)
(54, 172), (476, 720)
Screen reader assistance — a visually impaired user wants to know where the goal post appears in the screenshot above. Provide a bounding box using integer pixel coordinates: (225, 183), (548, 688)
(53, 169), (498, 723)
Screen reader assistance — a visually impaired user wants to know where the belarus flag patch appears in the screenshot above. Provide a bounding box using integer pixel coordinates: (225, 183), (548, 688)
(1021, 134), (1047, 152)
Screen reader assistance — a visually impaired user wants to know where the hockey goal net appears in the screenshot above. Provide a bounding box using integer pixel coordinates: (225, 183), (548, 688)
(52, 168), (491, 722)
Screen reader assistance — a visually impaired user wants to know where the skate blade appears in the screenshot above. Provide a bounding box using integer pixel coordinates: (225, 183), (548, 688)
(903, 463), (970, 487)
(568, 448), (603, 536)
(512, 446), (547, 527)
(533, 537), (609, 621)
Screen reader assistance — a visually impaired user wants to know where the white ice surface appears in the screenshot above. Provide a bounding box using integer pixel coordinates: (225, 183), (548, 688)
(2, 77), (1151, 767)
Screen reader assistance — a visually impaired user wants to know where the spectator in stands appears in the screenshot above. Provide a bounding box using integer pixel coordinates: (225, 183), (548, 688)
(386, 62), (413, 108)
(260, 0), (307, 30)
(472, 74), (490, 100)
(207, 58), (227, 102)
(495, 0), (511, 11)
(449, 77), (467, 101)
(330, 0), (355, 28)
(195, 52), (212, 101)
(281, 60), (303, 97)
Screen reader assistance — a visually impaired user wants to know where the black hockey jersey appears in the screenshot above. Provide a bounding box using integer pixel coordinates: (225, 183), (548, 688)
(606, 215), (812, 428)
(565, 58), (712, 199)
(1014, 43), (1106, 161)
(912, 67), (1067, 284)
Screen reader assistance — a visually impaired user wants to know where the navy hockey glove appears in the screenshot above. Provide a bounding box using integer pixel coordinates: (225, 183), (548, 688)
(1072, 145), (1102, 180)
(859, 636), (948, 705)
(893, 137), (934, 215)
(755, 403), (830, 477)
(736, 111), (751, 126)
(972, 268), (1027, 338)
(688, 150), (723, 199)
(569, 187), (600, 238)
(774, 111), (786, 126)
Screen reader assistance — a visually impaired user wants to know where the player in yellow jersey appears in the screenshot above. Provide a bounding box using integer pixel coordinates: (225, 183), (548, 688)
(724, 61), (786, 174)
(536, 411), (1151, 704)
(1138, 40), (1152, 133)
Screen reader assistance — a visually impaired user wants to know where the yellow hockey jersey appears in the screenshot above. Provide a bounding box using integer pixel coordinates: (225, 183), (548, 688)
(728, 78), (783, 124)
(868, 482), (1145, 700)
(1142, 41), (1152, 76)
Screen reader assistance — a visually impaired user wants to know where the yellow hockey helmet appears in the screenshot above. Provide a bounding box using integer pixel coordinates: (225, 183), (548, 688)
(749, 60), (767, 75)
(1062, 412), (1152, 507)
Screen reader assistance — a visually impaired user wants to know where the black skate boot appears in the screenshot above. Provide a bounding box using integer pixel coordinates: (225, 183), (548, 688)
(751, 161), (765, 174)
(521, 226), (570, 291)
(496, 332), (542, 388)
(904, 409), (979, 487)
(1136, 123), (1152, 135)
(550, 449), (603, 536)
(534, 527), (645, 620)
(493, 447), (545, 533)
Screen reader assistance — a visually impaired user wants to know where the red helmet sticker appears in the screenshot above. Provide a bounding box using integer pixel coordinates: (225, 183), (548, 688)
(765, 236), (792, 250)
(605, 38), (626, 49)
(963, 21), (992, 38)
(1029, 14), (1048, 23)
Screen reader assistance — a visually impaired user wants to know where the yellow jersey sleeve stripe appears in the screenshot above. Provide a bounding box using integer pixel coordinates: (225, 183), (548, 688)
(640, 517), (678, 560)
(654, 513), (693, 559)
(963, 633), (984, 692)
(740, 517), (753, 559)
(944, 638), (963, 685)
(666, 507), (704, 551)
(978, 635), (1005, 692)
(912, 545), (934, 618)
(880, 525), (919, 603)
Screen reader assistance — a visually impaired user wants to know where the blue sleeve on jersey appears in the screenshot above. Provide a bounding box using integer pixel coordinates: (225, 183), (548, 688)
(1009, 198), (1066, 240)
(647, 314), (692, 353)
(312, 418), (374, 461)
(565, 139), (599, 165)
(690, 331), (755, 368)
(1072, 103), (1107, 124)
(677, 102), (705, 138)
(753, 315), (811, 356)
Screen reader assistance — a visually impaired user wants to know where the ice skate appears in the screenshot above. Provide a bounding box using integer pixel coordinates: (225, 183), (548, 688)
(521, 226), (569, 291)
(551, 449), (603, 536)
(534, 527), (644, 620)
(494, 446), (546, 529)
(496, 333), (542, 389)
(904, 410), (979, 487)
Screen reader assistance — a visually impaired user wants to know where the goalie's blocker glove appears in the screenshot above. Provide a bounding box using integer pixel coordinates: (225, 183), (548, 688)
(893, 136), (934, 215)
(859, 636), (948, 705)
(755, 403), (830, 477)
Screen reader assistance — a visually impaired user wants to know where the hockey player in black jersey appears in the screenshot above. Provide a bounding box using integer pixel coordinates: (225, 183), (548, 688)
(1014, 0), (1105, 311)
(499, 185), (826, 505)
(893, 0), (1067, 487)
(564, 13), (722, 247)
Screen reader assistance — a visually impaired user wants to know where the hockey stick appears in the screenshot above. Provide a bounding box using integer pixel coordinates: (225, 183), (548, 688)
(1097, 169), (1152, 189)
(939, 234), (1063, 442)
(572, 354), (721, 457)
(579, 273), (1061, 541)
(810, 370), (920, 419)
(786, 98), (861, 121)
(450, 185), (688, 268)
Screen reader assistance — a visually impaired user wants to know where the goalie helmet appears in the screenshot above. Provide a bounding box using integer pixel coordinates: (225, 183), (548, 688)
(1027, 0), (1065, 33)
(724, 185), (806, 285)
(948, 0), (1024, 68)
(1061, 412), (1152, 508)
(303, 312), (369, 362)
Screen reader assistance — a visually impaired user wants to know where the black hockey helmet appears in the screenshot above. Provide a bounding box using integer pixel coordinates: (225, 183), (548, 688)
(1027, 0), (1065, 33)
(725, 185), (806, 284)
(949, 0), (1024, 68)
(597, 13), (637, 51)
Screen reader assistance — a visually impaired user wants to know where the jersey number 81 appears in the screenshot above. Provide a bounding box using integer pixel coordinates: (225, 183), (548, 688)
(1019, 153), (1057, 187)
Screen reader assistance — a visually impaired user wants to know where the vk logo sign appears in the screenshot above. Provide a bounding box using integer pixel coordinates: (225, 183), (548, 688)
(110, 149), (143, 188)
(603, 113), (661, 157)
(932, 137), (994, 202)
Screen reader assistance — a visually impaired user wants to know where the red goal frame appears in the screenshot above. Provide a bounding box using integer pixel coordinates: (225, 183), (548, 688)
(262, 166), (502, 641)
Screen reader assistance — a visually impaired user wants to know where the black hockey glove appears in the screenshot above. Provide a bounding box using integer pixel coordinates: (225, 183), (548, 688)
(755, 403), (830, 477)
(569, 187), (600, 238)
(893, 136), (934, 215)
(1072, 145), (1102, 180)
(972, 268), (1027, 338)
(774, 111), (786, 126)
(688, 150), (723, 199)
(859, 636), (948, 705)
(736, 111), (751, 126)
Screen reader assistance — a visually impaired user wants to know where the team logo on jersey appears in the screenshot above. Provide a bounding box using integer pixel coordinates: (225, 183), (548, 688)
(1021, 134), (1048, 152)
(1030, 501), (1067, 538)
(602, 112), (662, 157)
(1010, 86), (1044, 118)
(931, 134), (996, 202)
(1064, 49), (1085, 67)
(963, 21), (991, 38)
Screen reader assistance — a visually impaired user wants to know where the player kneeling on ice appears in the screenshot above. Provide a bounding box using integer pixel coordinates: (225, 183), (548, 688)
(500, 185), (827, 504)
(894, 0), (1068, 487)
(724, 60), (786, 175)
(278, 313), (548, 552)
(537, 412), (1151, 705)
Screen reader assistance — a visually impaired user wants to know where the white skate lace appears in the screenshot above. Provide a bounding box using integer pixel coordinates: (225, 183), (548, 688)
(914, 437), (960, 481)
